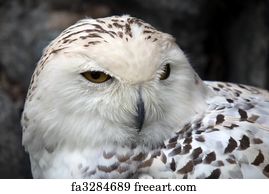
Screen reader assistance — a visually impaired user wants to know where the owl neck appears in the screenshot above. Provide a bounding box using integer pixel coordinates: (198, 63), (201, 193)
(168, 72), (214, 130)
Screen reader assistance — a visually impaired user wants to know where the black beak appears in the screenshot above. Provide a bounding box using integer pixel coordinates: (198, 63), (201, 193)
(135, 90), (145, 132)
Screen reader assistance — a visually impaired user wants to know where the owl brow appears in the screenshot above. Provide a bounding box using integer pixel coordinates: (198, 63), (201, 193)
(78, 61), (113, 77)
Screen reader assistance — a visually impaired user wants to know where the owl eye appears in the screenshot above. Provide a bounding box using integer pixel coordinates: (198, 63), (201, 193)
(81, 71), (111, 83)
(160, 63), (171, 80)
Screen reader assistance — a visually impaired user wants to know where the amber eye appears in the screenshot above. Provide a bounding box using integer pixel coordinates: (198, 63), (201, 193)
(160, 63), (171, 80)
(81, 71), (111, 83)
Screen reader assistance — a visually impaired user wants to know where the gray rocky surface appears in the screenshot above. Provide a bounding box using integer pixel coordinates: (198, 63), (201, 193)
(0, 90), (31, 178)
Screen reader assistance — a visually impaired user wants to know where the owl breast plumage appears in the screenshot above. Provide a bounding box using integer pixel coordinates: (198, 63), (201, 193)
(21, 15), (269, 179)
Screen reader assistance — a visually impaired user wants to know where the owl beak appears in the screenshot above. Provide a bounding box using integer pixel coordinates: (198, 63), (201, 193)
(136, 91), (145, 132)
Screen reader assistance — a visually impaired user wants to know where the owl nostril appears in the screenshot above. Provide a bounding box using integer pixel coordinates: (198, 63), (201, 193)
(135, 89), (145, 132)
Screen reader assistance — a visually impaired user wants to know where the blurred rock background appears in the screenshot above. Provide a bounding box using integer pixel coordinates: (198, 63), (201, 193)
(0, 0), (268, 178)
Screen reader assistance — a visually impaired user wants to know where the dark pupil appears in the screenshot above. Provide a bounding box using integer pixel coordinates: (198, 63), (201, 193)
(166, 64), (170, 75)
(91, 72), (101, 79)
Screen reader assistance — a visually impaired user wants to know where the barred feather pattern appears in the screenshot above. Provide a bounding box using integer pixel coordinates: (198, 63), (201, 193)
(137, 81), (269, 178)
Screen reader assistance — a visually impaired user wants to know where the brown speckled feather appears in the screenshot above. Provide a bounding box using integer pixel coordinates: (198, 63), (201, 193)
(138, 81), (269, 178)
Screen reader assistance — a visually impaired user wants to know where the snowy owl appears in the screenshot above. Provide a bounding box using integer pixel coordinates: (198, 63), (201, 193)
(21, 15), (269, 179)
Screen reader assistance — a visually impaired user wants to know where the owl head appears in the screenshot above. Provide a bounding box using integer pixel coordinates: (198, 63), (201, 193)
(22, 15), (210, 152)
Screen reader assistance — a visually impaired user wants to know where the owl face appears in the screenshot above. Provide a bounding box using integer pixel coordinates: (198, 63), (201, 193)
(23, 16), (208, 150)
